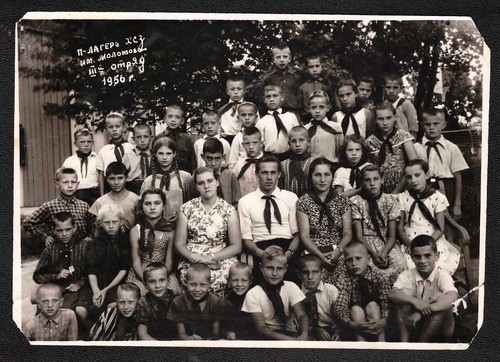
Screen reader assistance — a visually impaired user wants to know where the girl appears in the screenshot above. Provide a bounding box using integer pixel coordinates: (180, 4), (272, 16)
(126, 188), (181, 295)
(296, 157), (352, 283)
(366, 101), (417, 194)
(333, 134), (372, 198)
(175, 167), (242, 298)
(140, 135), (192, 217)
(398, 159), (460, 275)
(351, 165), (406, 283)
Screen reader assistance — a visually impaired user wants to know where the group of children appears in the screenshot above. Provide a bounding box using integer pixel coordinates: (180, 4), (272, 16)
(22, 41), (470, 343)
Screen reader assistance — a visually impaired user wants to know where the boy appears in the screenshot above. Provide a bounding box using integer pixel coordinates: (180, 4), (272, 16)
(76, 204), (131, 336)
(241, 246), (308, 340)
(90, 282), (141, 341)
(24, 283), (78, 341)
(96, 112), (134, 195)
(357, 75), (376, 110)
(332, 78), (374, 139)
(280, 126), (313, 197)
(389, 235), (459, 342)
(193, 110), (231, 168)
(160, 104), (196, 173)
(256, 85), (299, 161)
(414, 108), (469, 219)
(33, 212), (89, 310)
(23, 167), (92, 248)
(167, 263), (225, 340)
(383, 73), (419, 137)
(222, 262), (256, 340)
(122, 123), (153, 195)
(333, 241), (392, 341)
(298, 254), (339, 341)
(258, 41), (301, 115)
(136, 262), (177, 340)
(228, 102), (259, 169)
(298, 54), (333, 123)
(202, 138), (241, 207)
(218, 75), (246, 144)
(89, 161), (139, 230)
(232, 126), (264, 197)
(62, 128), (100, 206)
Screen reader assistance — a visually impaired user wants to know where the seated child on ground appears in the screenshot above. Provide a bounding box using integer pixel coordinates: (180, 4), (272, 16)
(298, 254), (339, 341)
(389, 235), (458, 342)
(24, 283), (78, 341)
(333, 241), (392, 342)
(167, 263), (225, 340)
(90, 282), (141, 341)
(241, 245), (309, 340)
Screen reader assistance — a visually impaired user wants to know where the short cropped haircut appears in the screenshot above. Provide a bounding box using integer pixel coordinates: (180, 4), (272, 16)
(132, 123), (152, 137)
(166, 104), (184, 116)
(228, 262), (253, 279)
(105, 112), (125, 125)
(202, 109), (219, 121)
(361, 163), (384, 178)
(338, 134), (369, 167)
(298, 254), (323, 270)
(237, 102), (258, 114)
(73, 128), (93, 142)
(288, 125), (309, 139)
(203, 137), (224, 155)
(143, 261), (169, 281)
(193, 166), (219, 183)
(227, 74), (246, 84)
(243, 125), (261, 138)
(52, 211), (75, 228)
(343, 240), (368, 255)
(255, 153), (281, 173)
(261, 245), (287, 264)
(117, 282), (141, 300)
(422, 108), (446, 122)
(263, 84), (283, 95)
(105, 161), (129, 178)
(410, 234), (438, 253)
(374, 100), (397, 117)
(336, 78), (358, 95)
(357, 75), (375, 88)
(405, 159), (429, 174)
(304, 53), (321, 65)
(185, 262), (211, 282)
(384, 72), (403, 86)
(308, 90), (330, 105)
(272, 41), (291, 52)
(55, 167), (78, 181)
(97, 204), (124, 221)
(36, 283), (62, 300)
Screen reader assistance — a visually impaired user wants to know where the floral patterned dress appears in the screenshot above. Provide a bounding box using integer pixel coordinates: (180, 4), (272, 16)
(296, 192), (351, 283)
(178, 197), (238, 297)
(351, 193), (407, 283)
(366, 129), (414, 193)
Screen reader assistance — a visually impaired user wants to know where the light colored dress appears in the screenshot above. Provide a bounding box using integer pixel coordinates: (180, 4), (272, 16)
(178, 197), (238, 298)
(333, 162), (372, 194)
(399, 190), (460, 275)
(351, 193), (407, 283)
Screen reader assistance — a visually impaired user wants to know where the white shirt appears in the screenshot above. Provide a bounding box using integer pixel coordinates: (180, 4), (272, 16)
(220, 99), (243, 136)
(62, 152), (99, 189)
(301, 281), (339, 329)
(256, 109), (299, 154)
(193, 134), (231, 168)
(89, 191), (139, 230)
(238, 187), (298, 242)
(305, 117), (343, 163)
(393, 267), (457, 302)
(232, 153), (263, 197)
(415, 135), (469, 178)
(333, 108), (367, 138)
(228, 131), (246, 169)
(242, 281), (305, 333)
(122, 147), (152, 181)
(96, 142), (135, 172)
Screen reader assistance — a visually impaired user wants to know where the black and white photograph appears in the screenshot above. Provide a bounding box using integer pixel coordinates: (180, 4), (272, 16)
(13, 13), (487, 348)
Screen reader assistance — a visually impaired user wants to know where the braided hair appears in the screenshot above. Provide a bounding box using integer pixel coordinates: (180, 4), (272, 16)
(150, 135), (184, 198)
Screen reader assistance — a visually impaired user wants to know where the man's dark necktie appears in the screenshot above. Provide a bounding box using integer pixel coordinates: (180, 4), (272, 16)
(425, 141), (443, 163)
(237, 158), (258, 180)
(76, 150), (90, 178)
(272, 111), (288, 138)
(262, 195), (282, 234)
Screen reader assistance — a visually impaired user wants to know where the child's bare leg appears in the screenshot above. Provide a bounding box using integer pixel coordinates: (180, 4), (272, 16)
(419, 310), (449, 342)
(350, 305), (366, 341)
(396, 288), (418, 342)
(365, 301), (385, 342)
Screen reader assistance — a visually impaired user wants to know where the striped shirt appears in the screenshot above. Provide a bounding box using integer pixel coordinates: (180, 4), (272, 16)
(90, 307), (138, 341)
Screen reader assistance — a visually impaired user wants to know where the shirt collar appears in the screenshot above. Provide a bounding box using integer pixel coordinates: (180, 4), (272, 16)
(302, 280), (325, 294)
(268, 108), (283, 115)
(415, 266), (439, 283)
(391, 95), (404, 108)
(256, 186), (281, 198)
(57, 195), (76, 205)
(203, 134), (222, 140)
(133, 147), (151, 155)
(246, 152), (264, 161)
(269, 65), (295, 75)
(422, 135), (444, 145)
(40, 310), (61, 326)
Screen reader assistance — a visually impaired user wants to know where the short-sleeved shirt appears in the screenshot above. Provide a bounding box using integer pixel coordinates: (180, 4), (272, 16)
(242, 281), (305, 333)
(62, 152), (99, 189)
(96, 142), (135, 172)
(122, 147), (152, 181)
(238, 187), (298, 242)
(256, 109), (299, 154)
(415, 135), (469, 178)
(136, 291), (177, 340)
(24, 308), (78, 341)
(302, 281), (339, 329)
(392, 97), (419, 133)
(333, 108), (368, 138)
(219, 99), (244, 136)
(332, 163), (372, 191)
(89, 191), (138, 230)
(393, 267), (458, 302)
(228, 131), (246, 169)
(232, 153), (263, 197)
(305, 118), (344, 163)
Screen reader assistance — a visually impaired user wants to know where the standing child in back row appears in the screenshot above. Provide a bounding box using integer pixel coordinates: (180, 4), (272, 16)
(228, 102), (260, 169)
(218, 75), (246, 145)
(383, 72), (419, 138)
(122, 123), (153, 195)
(193, 110), (231, 169)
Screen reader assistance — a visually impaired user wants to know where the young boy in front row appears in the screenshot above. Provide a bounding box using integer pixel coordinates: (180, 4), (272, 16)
(122, 123), (153, 195)
(228, 102), (260, 169)
(232, 126), (264, 197)
(298, 254), (340, 341)
(136, 262), (177, 340)
(389, 235), (458, 342)
(167, 263), (225, 340)
(194, 110), (231, 169)
(241, 245), (309, 340)
(256, 85), (299, 161)
(90, 282), (141, 341)
(280, 126), (313, 197)
(202, 138), (241, 207)
(333, 240), (392, 341)
(24, 283), (78, 341)
(414, 108), (469, 220)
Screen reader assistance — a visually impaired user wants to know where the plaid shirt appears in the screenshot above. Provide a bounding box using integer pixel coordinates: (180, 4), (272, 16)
(136, 291), (177, 340)
(22, 195), (92, 241)
(24, 308), (78, 341)
(333, 266), (392, 326)
(33, 237), (90, 289)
